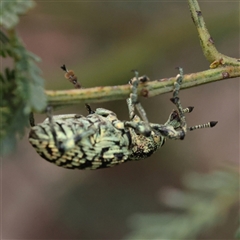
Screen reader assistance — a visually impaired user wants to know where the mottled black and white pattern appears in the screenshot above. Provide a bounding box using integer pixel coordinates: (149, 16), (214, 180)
(29, 109), (164, 169)
(29, 68), (217, 170)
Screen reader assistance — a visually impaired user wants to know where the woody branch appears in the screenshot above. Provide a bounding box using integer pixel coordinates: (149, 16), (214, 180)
(44, 0), (240, 110)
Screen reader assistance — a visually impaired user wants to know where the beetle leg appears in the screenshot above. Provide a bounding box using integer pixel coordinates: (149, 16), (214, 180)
(128, 70), (151, 133)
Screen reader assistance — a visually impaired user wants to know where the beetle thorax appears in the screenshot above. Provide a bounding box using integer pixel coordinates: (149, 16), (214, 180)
(128, 128), (165, 160)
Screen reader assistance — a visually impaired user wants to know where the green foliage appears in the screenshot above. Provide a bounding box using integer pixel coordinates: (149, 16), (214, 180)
(236, 228), (240, 239)
(125, 168), (239, 240)
(0, 0), (35, 29)
(0, 1), (46, 155)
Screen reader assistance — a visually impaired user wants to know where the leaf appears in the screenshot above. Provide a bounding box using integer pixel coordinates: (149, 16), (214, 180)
(235, 226), (240, 239)
(0, 28), (46, 155)
(29, 83), (47, 111)
(125, 169), (239, 240)
(0, 0), (35, 29)
(0, 30), (13, 58)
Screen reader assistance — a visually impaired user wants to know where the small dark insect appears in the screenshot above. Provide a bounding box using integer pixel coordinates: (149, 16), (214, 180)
(29, 67), (217, 170)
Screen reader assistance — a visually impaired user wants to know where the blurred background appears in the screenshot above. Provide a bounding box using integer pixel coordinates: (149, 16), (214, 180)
(2, 1), (239, 239)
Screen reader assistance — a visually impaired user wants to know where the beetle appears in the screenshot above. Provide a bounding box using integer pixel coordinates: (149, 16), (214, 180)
(29, 66), (217, 170)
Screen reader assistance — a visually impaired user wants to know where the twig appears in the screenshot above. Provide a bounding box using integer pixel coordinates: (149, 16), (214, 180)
(46, 66), (240, 108)
(188, 0), (240, 67)
(42, 0), (240, 110)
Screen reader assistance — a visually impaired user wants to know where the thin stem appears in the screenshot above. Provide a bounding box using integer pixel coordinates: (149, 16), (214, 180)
(45, 66), (240, 109)
(40, 0), (240, 111)
(188, 0), (240, 67)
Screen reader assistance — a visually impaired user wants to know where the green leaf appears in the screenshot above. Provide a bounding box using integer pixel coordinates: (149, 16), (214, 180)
(125, 169), (239, 240)
(0, 30), (13, 58)
(235, 226), (240, 239)
(29, 83), (47, 111)
(0, 0), (35, 29)
(0, 28), (46, 155)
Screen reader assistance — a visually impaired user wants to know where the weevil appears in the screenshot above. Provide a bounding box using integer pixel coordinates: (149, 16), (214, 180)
(29, 67), (217, 170)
